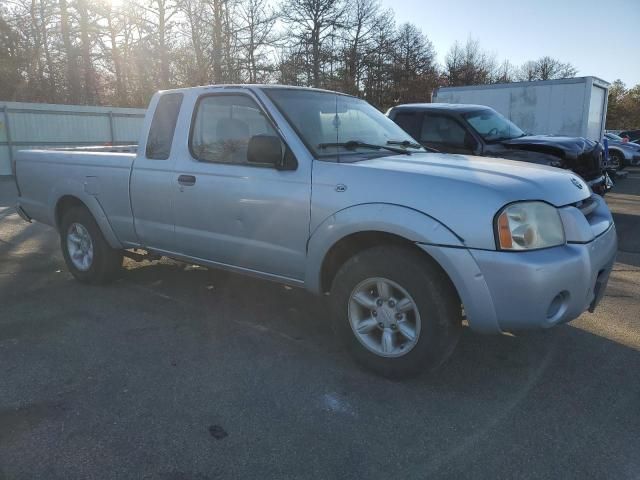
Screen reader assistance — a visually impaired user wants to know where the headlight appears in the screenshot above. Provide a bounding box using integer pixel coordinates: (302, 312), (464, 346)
(495, 201), (565, 250)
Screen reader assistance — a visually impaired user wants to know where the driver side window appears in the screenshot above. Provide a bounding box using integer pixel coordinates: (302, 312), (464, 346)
(420, 115), (468, 148)
(190, 94), (278, 165)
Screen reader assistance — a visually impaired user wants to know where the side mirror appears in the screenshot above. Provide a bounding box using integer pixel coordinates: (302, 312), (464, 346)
(248, 134), (281, 167)
(247, 134), (297, 171)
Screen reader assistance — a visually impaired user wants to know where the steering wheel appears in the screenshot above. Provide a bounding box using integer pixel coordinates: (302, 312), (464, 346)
(487, 127), (499, 137)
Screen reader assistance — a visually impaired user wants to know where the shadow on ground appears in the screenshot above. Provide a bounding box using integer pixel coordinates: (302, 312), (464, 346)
(3, 254), (637, 478)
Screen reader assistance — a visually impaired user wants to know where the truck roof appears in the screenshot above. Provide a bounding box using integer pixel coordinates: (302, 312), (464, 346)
(157, 84), (356, 98)
(391, 103), (492, 113)
(434, 76), (610, 93)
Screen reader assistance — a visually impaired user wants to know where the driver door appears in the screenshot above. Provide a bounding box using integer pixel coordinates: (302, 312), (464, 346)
(171, 92), (311, 281)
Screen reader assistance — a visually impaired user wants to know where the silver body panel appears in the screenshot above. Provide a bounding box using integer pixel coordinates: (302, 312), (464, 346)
(14, 85), (618, 333)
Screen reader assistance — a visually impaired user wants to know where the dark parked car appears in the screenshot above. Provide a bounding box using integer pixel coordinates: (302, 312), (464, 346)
(387, 103), (608, 194)
(619, 129), (640, 142)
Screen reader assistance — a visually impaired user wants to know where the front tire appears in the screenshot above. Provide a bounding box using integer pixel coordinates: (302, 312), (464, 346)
(60, 206), (123, 284)
(609, 151), (625, 171)
(329, 246), (462, 378)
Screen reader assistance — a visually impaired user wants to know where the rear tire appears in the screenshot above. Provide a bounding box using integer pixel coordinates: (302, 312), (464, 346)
(60, 206), (123, 284)
(329, 245), (462, 378)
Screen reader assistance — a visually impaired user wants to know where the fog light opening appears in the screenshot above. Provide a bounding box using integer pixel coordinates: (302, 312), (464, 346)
(547, 291), (570, 323)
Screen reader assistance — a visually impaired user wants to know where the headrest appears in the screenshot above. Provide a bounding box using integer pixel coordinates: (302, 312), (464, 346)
(216, 118), (250, 141)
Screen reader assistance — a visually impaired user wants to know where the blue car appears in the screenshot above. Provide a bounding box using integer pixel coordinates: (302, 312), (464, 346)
(604, 132), (640, 169)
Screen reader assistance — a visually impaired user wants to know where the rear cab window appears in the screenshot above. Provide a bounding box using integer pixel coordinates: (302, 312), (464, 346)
(145, 93), (184, 160)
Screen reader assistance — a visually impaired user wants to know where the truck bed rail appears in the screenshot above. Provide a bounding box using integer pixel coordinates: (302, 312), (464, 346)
(52, 145), (138, 154)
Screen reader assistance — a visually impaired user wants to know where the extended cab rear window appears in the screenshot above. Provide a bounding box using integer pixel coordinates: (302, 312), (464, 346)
(145, 93), (183, 160)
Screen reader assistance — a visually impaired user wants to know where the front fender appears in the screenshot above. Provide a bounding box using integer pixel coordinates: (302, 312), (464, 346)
(305, 203), (464, 293)
(48, 178), (123, 249)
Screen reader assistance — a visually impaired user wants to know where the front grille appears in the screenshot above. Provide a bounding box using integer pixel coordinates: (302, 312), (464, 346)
(574, 195), (597, 220)
(576, 146), (603, 181)
(570, 194), (611, 237)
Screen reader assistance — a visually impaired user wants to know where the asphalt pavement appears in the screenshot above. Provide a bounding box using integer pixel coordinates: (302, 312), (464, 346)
(1, 170), (639, 479)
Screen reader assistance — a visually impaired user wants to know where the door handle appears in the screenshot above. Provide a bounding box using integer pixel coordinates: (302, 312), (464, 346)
(178, 174), (196, 186)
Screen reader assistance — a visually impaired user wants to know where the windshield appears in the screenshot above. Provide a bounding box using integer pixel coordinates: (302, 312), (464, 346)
(464, 109), (525, 142)
(263, 88), (424, 159)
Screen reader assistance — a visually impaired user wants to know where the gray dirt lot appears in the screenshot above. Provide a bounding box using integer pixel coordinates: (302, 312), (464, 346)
(1, 170), (639, 480)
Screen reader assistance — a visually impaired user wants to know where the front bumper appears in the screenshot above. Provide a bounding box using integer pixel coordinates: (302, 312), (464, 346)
(15, 201), (32, 223)
(419, 222), (617, 334)
(586, 174), (612, 195)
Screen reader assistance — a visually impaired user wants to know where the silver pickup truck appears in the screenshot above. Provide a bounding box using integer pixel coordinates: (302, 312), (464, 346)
(14, 85), (617, 377)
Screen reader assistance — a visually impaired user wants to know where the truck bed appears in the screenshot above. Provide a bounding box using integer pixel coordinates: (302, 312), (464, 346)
(15, 148), (137, 245)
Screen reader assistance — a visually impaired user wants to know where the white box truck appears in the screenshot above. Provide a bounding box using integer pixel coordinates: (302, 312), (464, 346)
(433, 77), (610, 141)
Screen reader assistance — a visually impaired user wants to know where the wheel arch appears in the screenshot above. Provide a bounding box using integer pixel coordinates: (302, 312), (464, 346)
(305, 203), (464, 295)
(54, 194), (122, 249)
(318, 231), (460, 301)
(607, 146), (628, 160)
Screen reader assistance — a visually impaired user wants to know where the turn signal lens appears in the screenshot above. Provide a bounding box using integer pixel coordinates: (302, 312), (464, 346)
(496, 201), (565, 251)
(497, 211), (512, 249)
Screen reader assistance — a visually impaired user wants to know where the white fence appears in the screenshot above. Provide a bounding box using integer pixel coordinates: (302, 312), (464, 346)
(0, 101), (146, 175)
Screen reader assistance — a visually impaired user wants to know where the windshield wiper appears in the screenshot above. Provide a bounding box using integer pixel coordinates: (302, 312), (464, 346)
(386, 140), (422, 149)
(387, 139), (440, 153)
(318, 140), (411, 155)
(488, 133), (528, 143)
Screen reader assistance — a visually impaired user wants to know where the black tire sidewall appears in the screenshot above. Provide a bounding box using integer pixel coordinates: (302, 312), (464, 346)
(329, 246), (461, 378)
(610, 152), (624, 170)
(60, 206), (122, 284)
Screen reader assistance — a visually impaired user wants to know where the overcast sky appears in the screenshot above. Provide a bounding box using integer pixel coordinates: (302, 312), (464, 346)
(380, 0), (639, 86)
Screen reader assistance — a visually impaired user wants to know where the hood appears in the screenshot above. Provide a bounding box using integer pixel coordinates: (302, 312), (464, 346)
(355, 153), (591, 206)
(314, 153), (592, 250)
(502, 135), (598, 159)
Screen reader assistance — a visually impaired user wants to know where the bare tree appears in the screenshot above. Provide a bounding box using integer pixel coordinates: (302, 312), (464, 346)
(536, 56), (577, 80)
(59, 0), (82, 100)
(101, 2), (127, 104)
(236, 0), (278, 82)
(179, 0), (212, 85)
(339, 0), (379, 94)
(210, 0), (224, 83)
(280, 0), (345, 87)
(0, 0), (589, 112)
(0, 11), (25, 100)
(517, 56), (577, 82)
(77, 0), (99, 103)
(390, 23), (438, 104)
(132, 0), (179, 89)
(361, 10), (396, 108)
(494, 60), (516, 83)
(444, 38), (496, 86)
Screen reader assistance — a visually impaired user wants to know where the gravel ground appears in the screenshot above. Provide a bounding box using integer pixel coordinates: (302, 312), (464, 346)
(1, 170), (639, 479)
